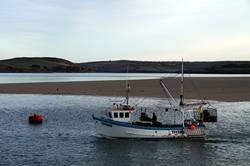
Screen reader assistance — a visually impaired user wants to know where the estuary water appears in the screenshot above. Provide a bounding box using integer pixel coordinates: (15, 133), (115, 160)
(0, 94), (250, 166)
(1, 73), (250, 84)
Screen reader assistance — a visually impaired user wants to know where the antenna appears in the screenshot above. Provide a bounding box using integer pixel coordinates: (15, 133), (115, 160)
(180, 58), (184, 106)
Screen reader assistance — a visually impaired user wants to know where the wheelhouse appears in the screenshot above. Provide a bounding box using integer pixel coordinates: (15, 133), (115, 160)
(108, 104), (135, 122)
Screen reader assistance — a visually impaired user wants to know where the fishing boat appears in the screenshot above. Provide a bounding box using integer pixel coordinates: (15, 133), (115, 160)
(92, 60), (217, 139)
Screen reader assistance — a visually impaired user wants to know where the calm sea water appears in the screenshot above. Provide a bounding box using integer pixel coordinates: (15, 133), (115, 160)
(1, 73), (250, 84)
(0, 94), (250, 166)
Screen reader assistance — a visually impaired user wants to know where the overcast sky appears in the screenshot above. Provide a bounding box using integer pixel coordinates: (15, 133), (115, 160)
(0, 0), (250, 62)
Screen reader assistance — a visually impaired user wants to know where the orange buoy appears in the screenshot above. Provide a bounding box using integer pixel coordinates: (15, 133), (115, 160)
(190, 124), (196, 130)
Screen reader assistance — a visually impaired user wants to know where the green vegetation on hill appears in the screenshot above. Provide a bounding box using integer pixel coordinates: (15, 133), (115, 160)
(0, 57), (90, 72)
(1, 58), (250, 73)
(80, 60), (250, 74)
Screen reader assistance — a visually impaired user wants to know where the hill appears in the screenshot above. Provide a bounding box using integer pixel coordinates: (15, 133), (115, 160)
(0, 57), (90, 72)
(80, 60), (250, 74)
(1, 58), (250, 73)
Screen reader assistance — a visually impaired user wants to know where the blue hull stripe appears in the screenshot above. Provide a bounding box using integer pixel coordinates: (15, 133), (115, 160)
(92, 115), (206, 130)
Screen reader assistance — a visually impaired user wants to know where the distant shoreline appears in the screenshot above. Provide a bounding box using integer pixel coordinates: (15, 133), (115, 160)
(0, 77), (250, 102)
(1, 57), (250, 74)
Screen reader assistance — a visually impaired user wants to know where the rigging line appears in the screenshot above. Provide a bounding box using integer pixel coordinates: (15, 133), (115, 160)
(161, 76), (182, 108)
(159, 79), (173, 108)
(160, 82), (173, 107)
(161, 79), (177, 105)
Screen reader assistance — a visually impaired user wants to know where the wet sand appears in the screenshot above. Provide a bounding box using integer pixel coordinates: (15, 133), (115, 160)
(0, 77), (250, 102)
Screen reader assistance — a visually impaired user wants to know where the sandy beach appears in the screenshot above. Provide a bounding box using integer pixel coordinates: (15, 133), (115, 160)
(0, 77), (250, 102)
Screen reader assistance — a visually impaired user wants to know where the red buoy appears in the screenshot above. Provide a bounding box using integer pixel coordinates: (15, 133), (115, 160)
(29, 114), (43, 124)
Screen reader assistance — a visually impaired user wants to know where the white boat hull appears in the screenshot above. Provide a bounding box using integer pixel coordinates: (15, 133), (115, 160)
(93, 116), (205, 139)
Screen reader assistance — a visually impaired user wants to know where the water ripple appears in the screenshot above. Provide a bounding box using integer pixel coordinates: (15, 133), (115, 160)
(0, 94), (250, 166)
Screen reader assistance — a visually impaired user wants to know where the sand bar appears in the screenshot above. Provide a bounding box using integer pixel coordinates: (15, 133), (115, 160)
(0, 77), (250, 102)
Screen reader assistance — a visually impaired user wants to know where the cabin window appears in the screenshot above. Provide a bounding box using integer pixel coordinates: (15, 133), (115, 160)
(108, 112), (112, 118)
(125, 112), (129, 118)
(173, 131), (180, 134)
(114, 112), (118, 118)
(119, 112), (124, 118)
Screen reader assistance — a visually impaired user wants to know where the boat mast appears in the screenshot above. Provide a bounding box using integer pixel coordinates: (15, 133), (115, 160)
(180, 58), (184, 106)
(126, 83), (130, 105)
(180, 58), (185, 128)
(125, 65), (130, 105)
